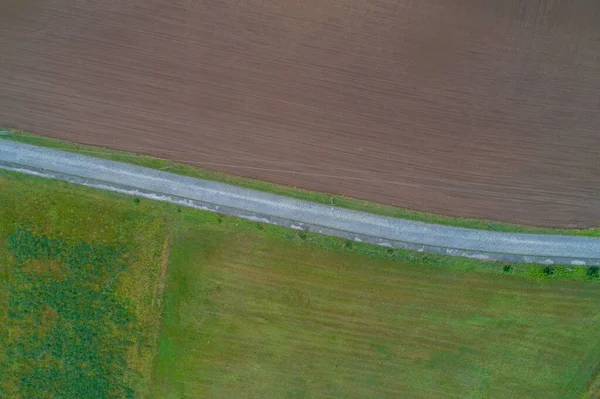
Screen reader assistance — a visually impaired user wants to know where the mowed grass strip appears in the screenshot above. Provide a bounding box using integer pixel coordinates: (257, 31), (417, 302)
(152, 216), (600, 398)
(0, 170), (170, 397)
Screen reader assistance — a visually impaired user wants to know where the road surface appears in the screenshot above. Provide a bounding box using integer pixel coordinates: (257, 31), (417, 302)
(1, 140), (599, 265)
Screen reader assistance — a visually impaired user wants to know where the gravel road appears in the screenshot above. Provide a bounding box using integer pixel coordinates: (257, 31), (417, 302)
(1, 140), (599, 265)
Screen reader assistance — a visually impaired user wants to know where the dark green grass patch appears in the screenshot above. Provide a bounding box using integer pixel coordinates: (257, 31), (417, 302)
(1, 230), (136, 398)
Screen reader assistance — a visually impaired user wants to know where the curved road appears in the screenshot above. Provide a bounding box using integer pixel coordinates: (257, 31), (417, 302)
(1, 140), (599, 265)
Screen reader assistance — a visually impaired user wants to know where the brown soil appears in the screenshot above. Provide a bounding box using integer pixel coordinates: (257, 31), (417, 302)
(1, 0), (599, 228)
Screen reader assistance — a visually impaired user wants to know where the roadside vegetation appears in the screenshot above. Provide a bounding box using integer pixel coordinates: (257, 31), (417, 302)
(1, 169), (599, 398)
(2, 129), (599, 237)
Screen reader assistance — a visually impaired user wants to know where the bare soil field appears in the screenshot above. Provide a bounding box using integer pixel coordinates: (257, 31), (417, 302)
(1, 0), (599, 227)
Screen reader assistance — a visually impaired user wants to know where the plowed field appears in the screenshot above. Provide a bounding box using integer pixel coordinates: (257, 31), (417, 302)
(1, 0), (599, 227)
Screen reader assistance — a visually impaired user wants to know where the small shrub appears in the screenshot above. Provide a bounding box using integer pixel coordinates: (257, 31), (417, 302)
(503, 265), (513, 273)
(542, 266), (555, 277)
(386, 248), (394, 255)
(344, 240), (353, 249)
(587, 266), (600, 279)
(256, 223), (264, 231)
(133, 197), (140, 205)
(177, 207), (182, 213)
(298, 232), (308, 241)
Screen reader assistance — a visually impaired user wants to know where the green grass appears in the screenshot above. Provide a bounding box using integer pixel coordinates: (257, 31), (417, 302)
(2, 128), (599, 237)
(3, 230), (138, 397)
(1, 170), (599, 398)
(153, 214), (600, 398)
(0, 170), (170, 397)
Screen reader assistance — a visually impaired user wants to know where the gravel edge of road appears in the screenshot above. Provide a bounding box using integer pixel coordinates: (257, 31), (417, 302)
(1, 141), (599, 266)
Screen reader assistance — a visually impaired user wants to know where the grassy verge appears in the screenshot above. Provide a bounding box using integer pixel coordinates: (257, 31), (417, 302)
(1, 170), (599, 398)
(2, 128), (598, 237)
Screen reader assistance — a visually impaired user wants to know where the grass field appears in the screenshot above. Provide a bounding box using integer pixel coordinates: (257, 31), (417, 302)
(1, 169), (599, 398)
(153, 220), (600, 398)
(0, 171), (170, 397)
(2, 129), (599, 237)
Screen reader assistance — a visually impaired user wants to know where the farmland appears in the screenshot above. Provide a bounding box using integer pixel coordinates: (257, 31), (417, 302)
(3, 0), (600, 396)
(1, 170), (599, 398)
(2, 0), (600, 227)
